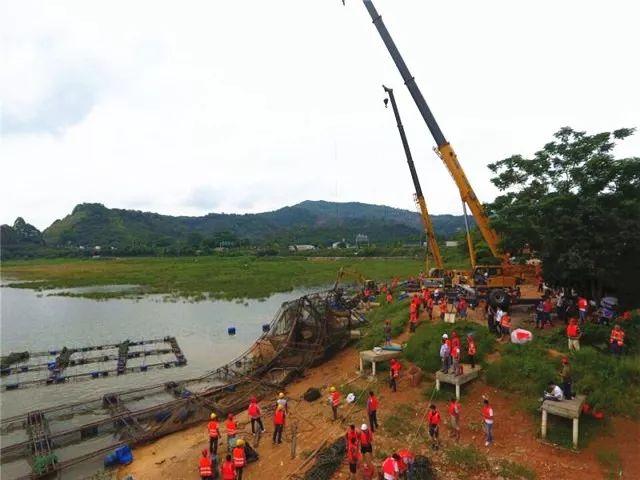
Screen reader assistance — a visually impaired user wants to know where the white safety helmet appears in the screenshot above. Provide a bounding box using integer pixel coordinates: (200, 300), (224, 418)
(442, 333), (449, 339)
(361, 424), (368, 430)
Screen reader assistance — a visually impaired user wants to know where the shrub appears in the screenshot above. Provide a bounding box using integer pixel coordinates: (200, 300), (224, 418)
(405, 321), (495, 372)
(358, 297), (410, 350)
(445, 445), (488, 471)
(496, 459), (537, 480)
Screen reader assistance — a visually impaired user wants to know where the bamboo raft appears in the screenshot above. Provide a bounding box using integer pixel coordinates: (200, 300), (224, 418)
(0, 289), (364, 479)
(0, 337), (187, 390)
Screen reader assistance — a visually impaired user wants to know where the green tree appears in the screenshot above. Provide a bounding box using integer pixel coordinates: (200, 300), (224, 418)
(488, 127), (640, 305)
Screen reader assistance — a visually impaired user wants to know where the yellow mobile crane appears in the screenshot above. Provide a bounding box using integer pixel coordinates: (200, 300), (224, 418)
(382, 85), (443, 273)
(361, 0), (516, 304)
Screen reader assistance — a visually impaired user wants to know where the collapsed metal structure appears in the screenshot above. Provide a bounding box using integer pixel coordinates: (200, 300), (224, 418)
(0, 289), (364, 479)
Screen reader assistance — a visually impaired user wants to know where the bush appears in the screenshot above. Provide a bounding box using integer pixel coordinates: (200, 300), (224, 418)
(404, 321), (495, 372)
(445, 445), (488, 471)
(485, 341), (556, 398)
(357, 298), (410, 350)
(496, 459), (537, 480)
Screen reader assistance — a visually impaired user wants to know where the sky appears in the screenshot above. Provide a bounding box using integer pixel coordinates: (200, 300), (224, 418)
(1, 0), (638, 230)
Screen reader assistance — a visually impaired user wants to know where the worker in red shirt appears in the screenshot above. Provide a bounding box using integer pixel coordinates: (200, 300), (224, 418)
(247, 396), (265, 434)
(272, 404), (285, 444)
(232, 438), (246, 480)
(397, 449), (415, 478)
(207, 412), (220, 455)
(381, 453), (401, 480)
(466, 333), (477, 369)
(542, 297), (553, 327)
(345, 424), (359, 446)
(577, 296), (588, 324)
(448, 397), (461, 442)
(482, 396), (494, 446)
(366, 391), (379, 432)
(346, 435), (361, 479)
(409, 301), (419, 333)
(329, 386), (341, 420)
(500, 311), (512, 342)
(389, 358), (401, 392)
(225, 414), (237, 452)
(198, 449), (214, 480)
(359, 423), (373, 458)
(610, 324), (625, 356)
(427, 404), (441, 450)
(439, 298), (448, 320)
(451, 341), (462, 376)
(220, 454), (235, 480)
(566, 318), (581, 351)
(386, 291), (393, 304)
(426, 296), (434, 321)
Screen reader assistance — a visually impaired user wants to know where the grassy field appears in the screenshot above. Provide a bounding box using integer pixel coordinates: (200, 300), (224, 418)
(0, 256), (425, 300)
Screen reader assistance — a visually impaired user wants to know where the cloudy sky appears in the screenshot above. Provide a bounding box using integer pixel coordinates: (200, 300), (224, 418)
(1, 0), (638, 230)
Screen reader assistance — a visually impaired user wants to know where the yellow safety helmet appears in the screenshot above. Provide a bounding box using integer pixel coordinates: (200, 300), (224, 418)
(210, 412), (217, 419)
(236, 439), (245, 447)
(329, 386), (336, 392)
(278, 392), (285, 399)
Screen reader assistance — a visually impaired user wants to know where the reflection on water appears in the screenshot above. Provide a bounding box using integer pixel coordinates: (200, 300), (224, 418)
(0, 285), (318, 418)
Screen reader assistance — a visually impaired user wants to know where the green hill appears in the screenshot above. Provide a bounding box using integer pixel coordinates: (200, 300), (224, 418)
(42, 201), (470, 248)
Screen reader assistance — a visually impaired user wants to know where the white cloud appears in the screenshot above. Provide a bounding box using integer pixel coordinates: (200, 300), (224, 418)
(1, 0), (639, 230)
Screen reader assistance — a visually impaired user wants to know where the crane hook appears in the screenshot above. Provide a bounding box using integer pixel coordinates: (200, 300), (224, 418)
(383, 98), (389, 108)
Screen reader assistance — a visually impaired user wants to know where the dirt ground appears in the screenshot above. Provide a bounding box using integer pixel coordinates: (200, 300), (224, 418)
(118, 307), (639, 480)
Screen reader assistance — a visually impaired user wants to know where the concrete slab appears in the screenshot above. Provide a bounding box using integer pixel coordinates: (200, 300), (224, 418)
(435, 364), (482, 399)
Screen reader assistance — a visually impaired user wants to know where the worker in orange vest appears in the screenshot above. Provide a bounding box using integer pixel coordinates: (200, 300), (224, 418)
(272, 404), (285, 444)
(439, 298), (448, 320)
(427, 403), (441, 450)
(456, 297), (468, 319)
(225, 414), (237, 452)
(366, 391), (379, 432)
(220, 454), (235, 480)
(577, 296), (588, 324)
(450, 331), (460, 351)
(198, 449), (214, 480)
(346, 435), (361, 480)
(382, 453), (401, 480)
(499, 311), (512, 342)
(247, 396), (265, 434)
(207, 412), (220, 455)
(359, 423), (373, 458)
(329, 386), (341, 420)
(482, 396), (494, 446)
(610, 324), (625, 356)
(232, 438), (246, 480)
(426, 296), (434, 321)
(396, 449), (415, 479)
(466, 333), (477, 369)
(389, 358), (401, 392)
(409, 301), (419, 333)
(566, 318), (581, 351)
(451, 341), (462, 376)
(448, 397), (461, 442)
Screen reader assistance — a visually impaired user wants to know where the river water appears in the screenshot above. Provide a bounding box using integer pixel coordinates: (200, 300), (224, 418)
(0, 285), (317, 419)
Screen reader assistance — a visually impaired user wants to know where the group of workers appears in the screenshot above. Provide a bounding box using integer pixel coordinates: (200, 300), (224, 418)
(424, 396), (494, 449)
(439, 330), (477, 375)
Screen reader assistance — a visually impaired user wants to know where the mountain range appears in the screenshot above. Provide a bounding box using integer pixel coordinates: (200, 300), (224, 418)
(1, 200), (473, 258)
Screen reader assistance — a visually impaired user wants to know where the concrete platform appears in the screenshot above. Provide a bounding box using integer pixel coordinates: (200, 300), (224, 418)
(359, 344), (402, 376)
(541, 394), (586, 448)
(435, 364), (482, 399)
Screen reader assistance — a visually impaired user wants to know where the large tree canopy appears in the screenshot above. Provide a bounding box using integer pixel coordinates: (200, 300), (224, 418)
(487, 127), (640, 306)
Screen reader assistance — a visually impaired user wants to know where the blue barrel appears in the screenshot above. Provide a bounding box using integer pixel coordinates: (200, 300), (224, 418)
(262, 324), (270, 333)
(228, 327), (236, 336)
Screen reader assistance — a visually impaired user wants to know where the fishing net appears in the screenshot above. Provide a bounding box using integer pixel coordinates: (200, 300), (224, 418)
(409, 455), (436, 479)
(302, 436), (346, 480)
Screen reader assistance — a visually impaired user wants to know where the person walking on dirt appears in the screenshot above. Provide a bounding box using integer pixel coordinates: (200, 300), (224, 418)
(247, 397), (265, 434)
(225, 414), (237, 452)
(329, 386), (341, 420)
(440, 335), (451, 373)
(359, 423), (373, 458)
(367, 391), (379, 431)
(389, 358), (401, 392)
(560, 357), (573, 399)
(448, 397), (461, 442)
(232, 439), (247, 480)
(346, 435), (361, 480)
(207, 412), (220, 455)
(272, 404), (285, 444)
(466, 333), (477, 369)
(198, 449), (214, 480)
(276, 391), (289, 413)
(427, 404), (441, 450)
(566, 318), (581, 351)
(220, 454), (236, 480)
(482, 397), (494, 446)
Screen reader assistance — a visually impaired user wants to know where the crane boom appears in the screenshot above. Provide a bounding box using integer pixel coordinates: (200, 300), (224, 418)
(362, 0), (502, 260)
(383, 85), (443, 270)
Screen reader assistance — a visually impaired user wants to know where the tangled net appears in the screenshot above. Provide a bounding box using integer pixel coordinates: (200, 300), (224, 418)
(302, 436), (346, 480)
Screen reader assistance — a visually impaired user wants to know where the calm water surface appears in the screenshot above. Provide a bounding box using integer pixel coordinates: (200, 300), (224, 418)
(0, 286), (317, 418)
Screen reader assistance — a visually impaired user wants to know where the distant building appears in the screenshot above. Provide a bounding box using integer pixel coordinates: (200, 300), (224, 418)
(355, 234), (369, 247)
(332, 239), (347, 249)
(288, 244), (317, 252)
(445, 241), (459, 247)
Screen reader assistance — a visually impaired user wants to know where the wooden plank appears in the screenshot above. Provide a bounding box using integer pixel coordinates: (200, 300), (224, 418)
(542, 395), (586, 419)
